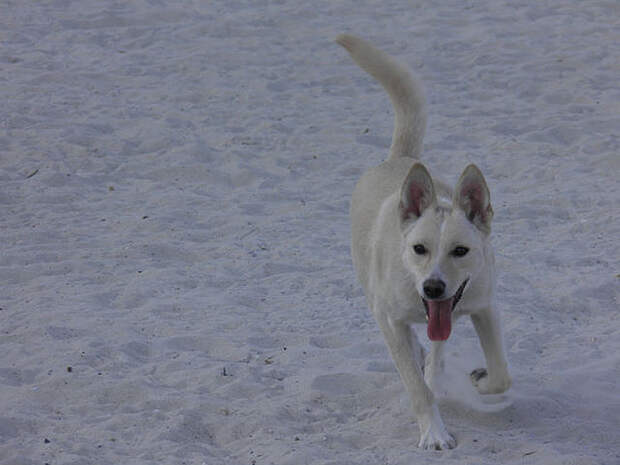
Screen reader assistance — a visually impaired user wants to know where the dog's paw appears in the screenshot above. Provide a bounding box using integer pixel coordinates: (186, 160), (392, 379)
(470, 368), (490, 393)
(470, 368), (487, 382)
(417, 405), (456, 450)
(418, 426), (456, 450)
(470, 368), (511, 394)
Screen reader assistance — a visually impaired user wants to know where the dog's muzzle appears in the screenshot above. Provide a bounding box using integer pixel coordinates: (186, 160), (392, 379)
(422, 279), (468, 341)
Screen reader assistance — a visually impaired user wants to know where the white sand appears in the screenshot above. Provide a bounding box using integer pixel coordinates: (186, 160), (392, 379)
(1, 1), (619, 464)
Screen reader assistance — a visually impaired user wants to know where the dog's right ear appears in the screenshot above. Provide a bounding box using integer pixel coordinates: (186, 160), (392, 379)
(399, 163), (436, 225)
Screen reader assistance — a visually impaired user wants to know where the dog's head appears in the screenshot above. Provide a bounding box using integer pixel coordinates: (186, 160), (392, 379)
(399, 163), (493, 341)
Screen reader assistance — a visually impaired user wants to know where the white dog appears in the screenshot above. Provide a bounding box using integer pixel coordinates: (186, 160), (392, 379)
(336, 34), (511, 450)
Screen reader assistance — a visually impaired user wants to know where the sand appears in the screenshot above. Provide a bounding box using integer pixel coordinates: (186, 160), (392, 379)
(1, 1), (619, 464)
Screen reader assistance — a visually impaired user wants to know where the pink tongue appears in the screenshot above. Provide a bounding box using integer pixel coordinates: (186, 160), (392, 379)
(427, 299), (453, 341)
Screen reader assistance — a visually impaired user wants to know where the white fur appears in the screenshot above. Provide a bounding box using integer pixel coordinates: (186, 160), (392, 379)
(336, 34), (511, 450)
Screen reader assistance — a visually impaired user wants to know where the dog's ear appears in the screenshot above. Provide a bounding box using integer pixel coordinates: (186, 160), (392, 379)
(399, 163), (436, 225)
(453, 164), (493, 234)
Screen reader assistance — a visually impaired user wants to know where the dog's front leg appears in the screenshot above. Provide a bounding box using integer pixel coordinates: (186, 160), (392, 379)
(470, 308), (512, 394)
(424, 341), (446, 396)
(374, 311), (456, 450)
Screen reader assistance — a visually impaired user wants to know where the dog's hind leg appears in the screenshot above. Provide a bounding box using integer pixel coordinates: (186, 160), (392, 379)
(374, 310), (456, 449)
(470, 308), (512, 394)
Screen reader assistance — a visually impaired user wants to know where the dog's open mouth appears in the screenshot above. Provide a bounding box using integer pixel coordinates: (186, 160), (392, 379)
(422, 279), (469, 341)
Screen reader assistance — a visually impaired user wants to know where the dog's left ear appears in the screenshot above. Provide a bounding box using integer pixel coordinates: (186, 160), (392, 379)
(453, 164), (493, 234)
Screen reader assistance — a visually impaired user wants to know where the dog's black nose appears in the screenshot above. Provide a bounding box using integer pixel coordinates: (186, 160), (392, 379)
(423, 279), (445, 299)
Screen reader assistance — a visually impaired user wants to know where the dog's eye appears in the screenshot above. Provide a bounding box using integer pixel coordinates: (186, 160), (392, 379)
(452, 246), (469, 257)
(413, 244), (427, 255)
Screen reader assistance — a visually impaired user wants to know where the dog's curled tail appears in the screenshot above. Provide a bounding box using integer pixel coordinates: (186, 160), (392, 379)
(336, 34), (426, 161)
